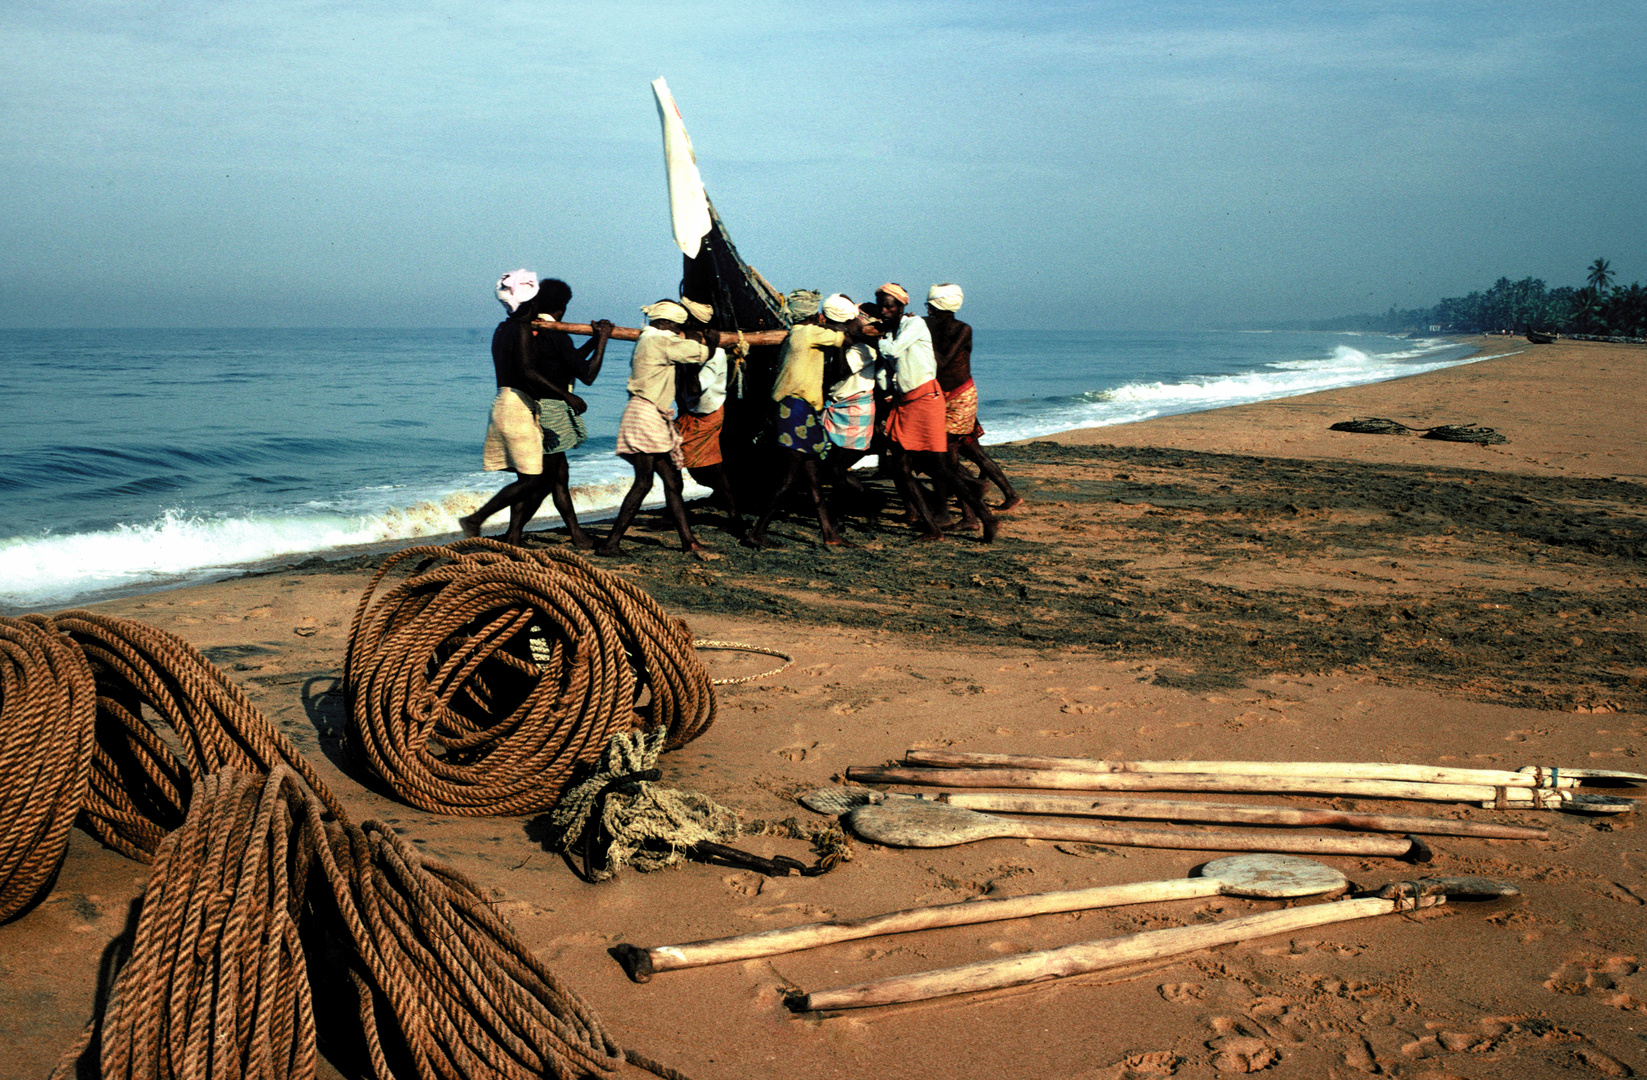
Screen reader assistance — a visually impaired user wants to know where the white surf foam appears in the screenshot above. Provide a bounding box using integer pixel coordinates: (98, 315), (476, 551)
(0, 473), (710, 610)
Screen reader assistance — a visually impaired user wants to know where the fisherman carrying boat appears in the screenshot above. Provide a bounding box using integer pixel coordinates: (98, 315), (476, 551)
(598, 299), (718, 557)
(674, 297), (748, 537)
(462, 271), (612, 547)
(746, 291), (876, 548)
(874, 283), (998, 543)
(926, 282), (1023, 521)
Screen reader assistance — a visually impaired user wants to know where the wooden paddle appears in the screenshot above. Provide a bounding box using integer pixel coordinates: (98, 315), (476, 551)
(788, 875), (1519, 1012)
(903, 750), (1594, 789)
(846, 801), (1431, 861)
(610, 853), (1347, 982)
(797, 787), (1546, 840)
(846, 765), (1635, 812)
(936, 792), (1550, 841)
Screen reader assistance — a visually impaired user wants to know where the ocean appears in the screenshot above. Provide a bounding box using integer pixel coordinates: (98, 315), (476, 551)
(0, 327), (1488, 612)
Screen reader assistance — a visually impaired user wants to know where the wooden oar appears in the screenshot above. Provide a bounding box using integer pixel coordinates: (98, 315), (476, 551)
(846, 801), (1431, 861)
(904, 750), (1587, 789)
(936, 792), (1550, 841)
(609, 853), (1347, 982)
(797, 787), (1547, 840)
(531, 319), (790, 347)
(846, 765), (1635, 812)
(788, 875), (1518, 1012)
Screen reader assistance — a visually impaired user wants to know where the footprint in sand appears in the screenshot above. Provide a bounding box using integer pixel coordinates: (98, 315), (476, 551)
(1205, 1034), (1278, 1073)
(1159, 981), (1205, 1005)
(773, 742), (816, 763)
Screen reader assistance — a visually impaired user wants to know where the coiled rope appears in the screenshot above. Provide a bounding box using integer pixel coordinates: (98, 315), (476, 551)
(0, 610), (691, 1079)
(343, 539), (716, 816)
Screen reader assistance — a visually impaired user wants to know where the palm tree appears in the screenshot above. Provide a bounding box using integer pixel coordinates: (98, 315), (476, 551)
(1587, 257), (1615, 293)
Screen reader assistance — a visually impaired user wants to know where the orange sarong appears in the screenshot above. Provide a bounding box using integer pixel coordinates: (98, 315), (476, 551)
(885, 379), (947, 453)
(676, 406), (725, 468)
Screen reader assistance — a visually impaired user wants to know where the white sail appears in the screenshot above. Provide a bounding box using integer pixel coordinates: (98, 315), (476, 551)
(651, 77), (712, 259)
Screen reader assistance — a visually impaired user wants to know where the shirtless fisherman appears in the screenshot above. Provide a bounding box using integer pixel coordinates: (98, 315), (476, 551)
(461, 272), (612, 547)
(598, 299), (717, 557)
(874, 283), (997, 543)
(926, 282), (1022, 524)
(746, 292), (874, 548)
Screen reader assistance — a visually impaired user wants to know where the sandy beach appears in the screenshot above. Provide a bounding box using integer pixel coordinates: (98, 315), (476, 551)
(4, 336), (1644, 1080)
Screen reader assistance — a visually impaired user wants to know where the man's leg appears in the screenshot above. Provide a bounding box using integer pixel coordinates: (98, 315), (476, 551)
(798, 456), (850, 545)
(652, 457), (702, 552)
(596, 454), (657, 556)
(890, 448), (944, 541)
(530, 454), (594, 549)
(687, 463), (747, 537)
(503, 472), (557, 546)
(960, 441), (1024, 510)
(922, 450), (997, 543)
(459, 471), (538, 538)
(747, 451), (802, 548)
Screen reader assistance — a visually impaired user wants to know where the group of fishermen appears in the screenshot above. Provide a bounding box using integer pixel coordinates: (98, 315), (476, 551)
(460, 271), (1022, 556)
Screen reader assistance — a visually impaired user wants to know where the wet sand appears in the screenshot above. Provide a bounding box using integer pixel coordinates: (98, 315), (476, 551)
(4, 335), (1644, 1080)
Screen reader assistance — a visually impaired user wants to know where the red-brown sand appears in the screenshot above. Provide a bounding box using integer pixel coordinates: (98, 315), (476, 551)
(4, 336), (1643, 1080)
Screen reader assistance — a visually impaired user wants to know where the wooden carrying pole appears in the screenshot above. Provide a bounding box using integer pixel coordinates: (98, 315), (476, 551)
(847, 765), (1583, 808)
(937, 792), (1549, 841)
(791, 893), (1445, 1012)
(609, 853), (1347, 982)
(903, 750), (1581, 789)
(531, 319), (789, 347)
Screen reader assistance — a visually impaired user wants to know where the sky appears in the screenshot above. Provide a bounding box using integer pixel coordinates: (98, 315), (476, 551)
(2, 1), (1643, 331)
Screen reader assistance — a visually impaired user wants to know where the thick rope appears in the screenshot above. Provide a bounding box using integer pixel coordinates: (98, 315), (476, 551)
(691, 640), (793, 686)
(0, 608), (695, 1079)
(0, 616), (97, 920)
(53, 766), (690, 1080)
(344, 539), (715, 816)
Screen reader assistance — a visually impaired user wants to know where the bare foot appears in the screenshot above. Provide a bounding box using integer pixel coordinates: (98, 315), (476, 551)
(457, 514), (482, 538)
(568, 530), (595, 550)
(824, 536), (857, 548)
(914, 530), (945, 544)
(957, 515), (982, 531)
(980, 515), (998, 543)
(741, 533), (782, 550)
(594, 543), (623, 557)
(996, 495), (1025, 513)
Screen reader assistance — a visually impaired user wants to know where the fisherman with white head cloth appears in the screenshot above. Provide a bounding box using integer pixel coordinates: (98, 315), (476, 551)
(873, 282), (998, 543)
(462, 269), (613, 546)
(924, 281), (1023, 518)
(597, 299), (719, 557)
(745, 290), (876, 547)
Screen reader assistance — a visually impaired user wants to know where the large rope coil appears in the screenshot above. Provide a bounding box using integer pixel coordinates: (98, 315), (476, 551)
(54, 766), (683, 1080)
(343, 539), (715, 816)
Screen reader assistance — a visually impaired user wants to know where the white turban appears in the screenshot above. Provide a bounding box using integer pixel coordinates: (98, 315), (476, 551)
(641, 299), (689, 324)
(822, 293), (858, 323)
(678, 296), (714, 324)
(786, 289), (821, 319)
(496, 269), (539, 313)
(927, 282), (964, 312)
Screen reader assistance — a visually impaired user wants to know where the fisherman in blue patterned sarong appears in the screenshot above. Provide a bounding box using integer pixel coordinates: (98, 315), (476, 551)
(746, 291), (875, 548)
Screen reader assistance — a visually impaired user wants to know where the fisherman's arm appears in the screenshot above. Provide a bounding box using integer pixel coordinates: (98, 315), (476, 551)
(573, 319), (614, 384)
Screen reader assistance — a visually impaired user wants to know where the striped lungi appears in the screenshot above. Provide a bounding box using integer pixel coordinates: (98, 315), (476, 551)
(884, 379), (947, 454)
(823, 390), (876, 451)
(676, 406), (725, 468)
(481, 387), (543, 474)
(944, 379), (984, 444)
(539, 398), (588, 453)
(615, 396), (684, 467)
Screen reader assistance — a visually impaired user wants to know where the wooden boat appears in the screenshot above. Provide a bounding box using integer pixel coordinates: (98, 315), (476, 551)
(1526, 329), (1556, 344)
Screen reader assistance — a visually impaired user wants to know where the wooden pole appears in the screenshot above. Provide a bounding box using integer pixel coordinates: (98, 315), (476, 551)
(790, 894), (1445, 1012)
(903, 750), (1580, 789)
(531, 319), (789, 347)
(846, 765), (1582, 808)
(938, 792), (1549, 841)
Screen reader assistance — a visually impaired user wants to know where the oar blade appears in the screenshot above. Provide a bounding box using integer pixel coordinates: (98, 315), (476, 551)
(1201, 854), (1349, 898)
(848, 802), (1015, 847)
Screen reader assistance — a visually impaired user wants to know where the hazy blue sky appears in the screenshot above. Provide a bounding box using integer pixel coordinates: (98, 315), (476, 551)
(3, 1), (1643, 330)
